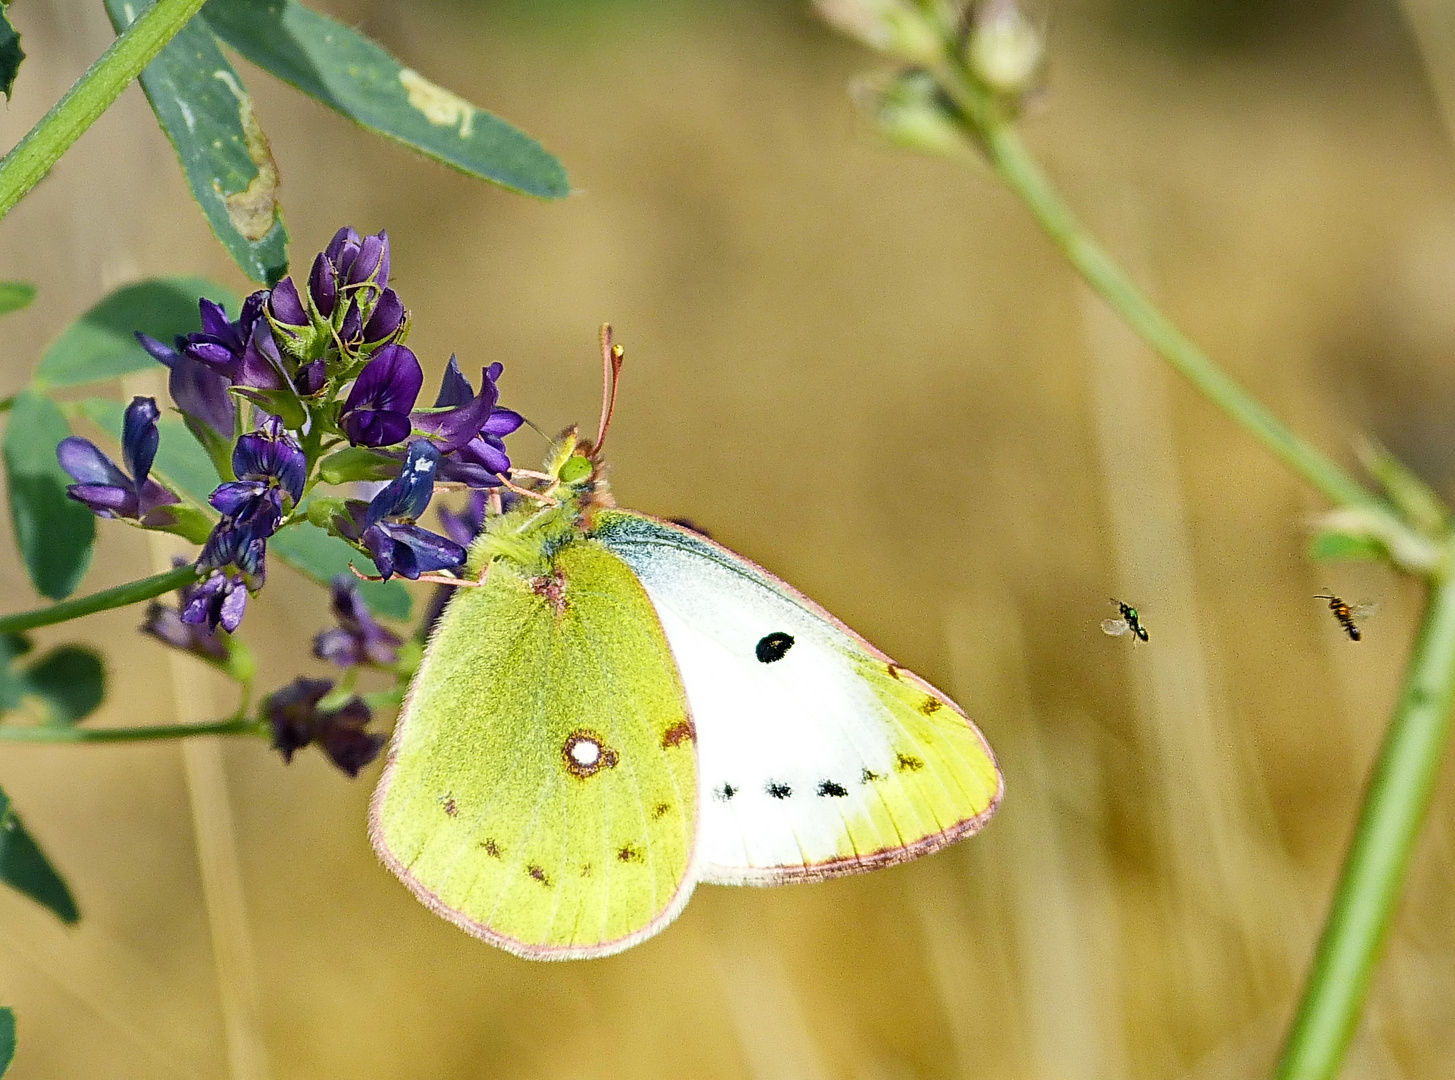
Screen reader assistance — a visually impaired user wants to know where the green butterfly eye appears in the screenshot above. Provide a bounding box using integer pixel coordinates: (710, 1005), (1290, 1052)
(559, 455), (592, 483)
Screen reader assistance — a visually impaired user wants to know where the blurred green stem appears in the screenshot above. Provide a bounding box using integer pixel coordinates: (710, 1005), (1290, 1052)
(0, 0), (208, 220)
(0, 718), (265, 742)
(1274, 564), (1455, 1079)
(976, 120), (1375, 514)
(956, 86), (1455, 1080)
(0, 564), (198, 635)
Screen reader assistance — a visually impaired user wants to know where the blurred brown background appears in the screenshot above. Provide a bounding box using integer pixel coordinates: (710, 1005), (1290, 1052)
(3, 0), (1455, 1076)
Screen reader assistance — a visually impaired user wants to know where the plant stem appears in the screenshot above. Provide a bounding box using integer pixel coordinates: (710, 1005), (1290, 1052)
(0, 718), (265, 743)
(1274, 563), (1455, 1078)
(978, 121), (1375, 513)
(0, 563), (197, 635)
(0, 0), (208, 220)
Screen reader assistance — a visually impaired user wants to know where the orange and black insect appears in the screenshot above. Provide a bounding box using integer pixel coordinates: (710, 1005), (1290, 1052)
(1315, 593), (1368, 641)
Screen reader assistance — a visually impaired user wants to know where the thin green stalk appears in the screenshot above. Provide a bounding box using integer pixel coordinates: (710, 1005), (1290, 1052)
(0, 563), (197, 635)
(0, 0), (208, 220)
(0, 718), (265, 743)
(977, 120), (1375, 513)
(1274, 563), (1455, 1078)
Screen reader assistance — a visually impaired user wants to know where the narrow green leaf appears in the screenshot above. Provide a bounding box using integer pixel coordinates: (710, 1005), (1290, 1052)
(1358, 440), (1449, 538)
(77, 397), (221, 505)
(1309, 531), (1386, 562)
(0, 788), (80, 924)
(3, 392), (94, 599)
(0, 282), (34, 317)
(105, 0), (288, 285)
(34, 277), (239, 390)
(0, 2), (23, 101)
(270, 525), (411, 620)
(202, 0), (568, 199)
(21, 647), (105, 725)
(0, 1006), (14, 1077)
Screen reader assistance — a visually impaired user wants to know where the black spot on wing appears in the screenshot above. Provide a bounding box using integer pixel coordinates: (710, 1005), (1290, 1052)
(715, 784), (737, 801)
(861, 768), (882, 783)
(755, 632), (795, 663)
(817, 780), (849, 798)
(766, 781), (792, 799)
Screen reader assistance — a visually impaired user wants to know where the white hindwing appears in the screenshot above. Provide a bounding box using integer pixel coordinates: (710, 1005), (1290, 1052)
(592, 511), (1002, 885)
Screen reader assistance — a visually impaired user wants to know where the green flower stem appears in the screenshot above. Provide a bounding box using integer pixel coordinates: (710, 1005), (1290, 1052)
(1274, 563), (1455, 1079)
(0, 563), (198, 635)
(0, 718), (266, 742)
(0, 0), (208, 220)
(977, 119), (1376, 514)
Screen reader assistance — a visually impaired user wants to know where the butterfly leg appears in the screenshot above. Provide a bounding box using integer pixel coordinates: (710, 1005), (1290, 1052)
(495, 471), (559, 507)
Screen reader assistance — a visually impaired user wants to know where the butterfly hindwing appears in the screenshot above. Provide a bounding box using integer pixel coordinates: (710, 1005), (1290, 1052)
(369, 539), (699, 959)
(592, 510), (1002, 884)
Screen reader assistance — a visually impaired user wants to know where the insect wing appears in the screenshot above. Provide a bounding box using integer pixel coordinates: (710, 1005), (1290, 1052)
(593, 510), (1002, 885)
(1101, 618), (1131, 637)
(1349, 602), (1380, 619)
(370, 541), (698, 959)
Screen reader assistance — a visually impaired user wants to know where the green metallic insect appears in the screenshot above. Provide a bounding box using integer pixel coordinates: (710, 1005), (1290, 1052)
(1102, 598), (1149, 643)
(369, 329), (1003, 959)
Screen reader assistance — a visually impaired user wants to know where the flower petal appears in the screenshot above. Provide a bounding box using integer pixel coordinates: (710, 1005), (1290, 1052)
(365, 439), (441, 526)
(121, 396), (161, 487)
(57, 436), (129, 488)
(269, 276), (307, 326)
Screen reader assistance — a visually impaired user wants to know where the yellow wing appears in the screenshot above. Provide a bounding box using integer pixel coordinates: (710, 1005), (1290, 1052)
(370, 540), (698, 958)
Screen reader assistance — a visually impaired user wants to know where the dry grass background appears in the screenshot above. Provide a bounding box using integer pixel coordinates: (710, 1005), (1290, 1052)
(3, 0), (1455, 1076)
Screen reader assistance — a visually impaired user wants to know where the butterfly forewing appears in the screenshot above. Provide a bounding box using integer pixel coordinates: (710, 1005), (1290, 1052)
(593, 511), (1002, 884)
(369, 541), (698, 959)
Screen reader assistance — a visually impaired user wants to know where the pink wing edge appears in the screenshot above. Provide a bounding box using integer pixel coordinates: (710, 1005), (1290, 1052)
(602, 510), (1006, 888)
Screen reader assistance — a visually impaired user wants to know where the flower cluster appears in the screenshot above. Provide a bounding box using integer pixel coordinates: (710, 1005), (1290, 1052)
(55, 226), (528, 777)
(62, 226), (525, 635)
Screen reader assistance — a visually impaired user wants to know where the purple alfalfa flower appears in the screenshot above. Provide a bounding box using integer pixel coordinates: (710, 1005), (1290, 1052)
(338, 343), (423, 447)
(207, 417), (306, 538)
(183, 513), (268, 633)
(57, 397), (181, 525)
(325, 226), (390, 293)
(414, 359), (525, 487)
(141, 560), (229, 663)
(136, 333), (236, 444)
(182, 292), (287, 391)
(313, 576), (403, 668)
(334, 440), (465, 581)
(265, 676), (384, 777)
(437, 489), (489, 549)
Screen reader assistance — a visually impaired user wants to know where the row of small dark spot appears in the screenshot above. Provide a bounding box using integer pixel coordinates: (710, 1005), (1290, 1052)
(713, 756), (924, 803)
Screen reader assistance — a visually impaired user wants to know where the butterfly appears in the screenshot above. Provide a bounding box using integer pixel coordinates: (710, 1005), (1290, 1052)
(369, 329), (1003, 959)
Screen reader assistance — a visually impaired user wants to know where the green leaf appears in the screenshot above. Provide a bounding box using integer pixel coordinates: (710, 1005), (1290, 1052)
(202, 0), (568, 199)
(105, 0), (288, 285)
(77, 397), (222, 505)
(3, 392), (94, 599)
(33, 277), (239, 390)
(0, 1006), (14, 1077)
(270, 525), (411, 620)
(0, 282), (35, 317)
(20, 647), (105, 725)
(0, 2), (23, 101)
(0, 788), (79, 924)
(1308, 530), (1386, 562)
(0, 635), (34, 713)
(1358, 440), (1449, 538)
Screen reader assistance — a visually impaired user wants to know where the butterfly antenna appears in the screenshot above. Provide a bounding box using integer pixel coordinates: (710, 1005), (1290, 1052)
(592, 323), (625, 459)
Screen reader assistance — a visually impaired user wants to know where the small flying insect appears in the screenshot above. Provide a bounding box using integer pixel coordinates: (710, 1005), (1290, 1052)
(1315, 593), (1378, 641)
(1102, 599), (1149, 643)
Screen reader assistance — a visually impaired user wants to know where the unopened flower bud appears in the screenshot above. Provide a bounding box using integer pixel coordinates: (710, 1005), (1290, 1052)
(968, 0), (1043, 96)
(815, 0), (946, 65)
(852, 70), (975, 161)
